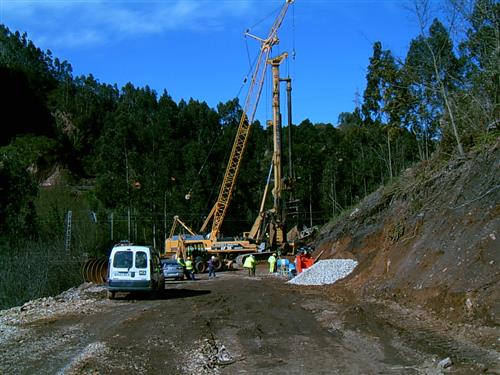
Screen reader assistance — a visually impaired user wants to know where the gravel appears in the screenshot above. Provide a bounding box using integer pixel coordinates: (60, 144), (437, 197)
(0, 282), (106, 328)
(288, 259), (358, 285)
(180, 338), (238, 375)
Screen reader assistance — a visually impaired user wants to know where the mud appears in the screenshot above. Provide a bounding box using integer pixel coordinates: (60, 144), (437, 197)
(1, 267), (498, 374)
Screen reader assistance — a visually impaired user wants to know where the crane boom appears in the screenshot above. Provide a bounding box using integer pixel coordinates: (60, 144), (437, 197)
(202, 0), (294, 241)
(169, 215), (196, 239)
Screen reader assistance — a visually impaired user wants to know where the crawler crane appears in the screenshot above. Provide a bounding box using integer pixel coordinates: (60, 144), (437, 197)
(165, 0), (295, 272)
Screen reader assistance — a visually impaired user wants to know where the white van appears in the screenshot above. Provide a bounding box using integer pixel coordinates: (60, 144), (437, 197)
(107, 243), (165, 299)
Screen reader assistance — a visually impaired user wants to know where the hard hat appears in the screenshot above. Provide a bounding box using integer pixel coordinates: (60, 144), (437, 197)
(211, 256), (215, 259)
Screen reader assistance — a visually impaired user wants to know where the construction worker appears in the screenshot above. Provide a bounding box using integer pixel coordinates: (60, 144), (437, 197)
(208, 256), (217, 279)
(287, 261), (296, 279)
(277, 256), (287, 276)
(243, 254), (256, 276)
(185, 256), (195, 280)
(177, 255), (188, 280)
(267, 253), (277, 273)
(281, 257), (290, 276)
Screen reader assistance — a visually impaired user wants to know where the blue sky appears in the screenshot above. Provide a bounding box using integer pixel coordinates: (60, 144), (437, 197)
(1, 0), (429, 125)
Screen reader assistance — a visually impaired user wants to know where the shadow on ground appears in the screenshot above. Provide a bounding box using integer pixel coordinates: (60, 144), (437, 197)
(111, 288), (211, 301)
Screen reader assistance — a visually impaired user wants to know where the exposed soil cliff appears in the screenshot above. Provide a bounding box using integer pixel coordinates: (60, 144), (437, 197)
(314, 141), (499, 326)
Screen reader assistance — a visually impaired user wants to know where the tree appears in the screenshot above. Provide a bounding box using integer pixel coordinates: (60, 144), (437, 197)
(362, 42), (409, 178)
(0, 152), (38, 243)
(412, 2), (465, 155)
(453, 0), (500, 144)
(362, 42), (403, 126)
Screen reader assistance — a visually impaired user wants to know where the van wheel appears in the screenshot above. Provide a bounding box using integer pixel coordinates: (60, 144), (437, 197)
(107, 291), (115, 300)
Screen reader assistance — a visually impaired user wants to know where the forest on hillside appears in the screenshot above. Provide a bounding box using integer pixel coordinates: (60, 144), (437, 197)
(0, 0), (498, 308)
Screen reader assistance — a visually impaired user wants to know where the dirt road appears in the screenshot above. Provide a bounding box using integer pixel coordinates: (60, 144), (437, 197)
(1, 267), (498, 374)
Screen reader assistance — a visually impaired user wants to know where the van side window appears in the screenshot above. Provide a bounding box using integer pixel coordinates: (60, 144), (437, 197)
(113, 251), (133, 268)
(135, 251), (147, 269)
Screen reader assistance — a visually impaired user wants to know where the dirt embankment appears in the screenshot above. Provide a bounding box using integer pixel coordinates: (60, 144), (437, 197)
(314, 142), (500, 326)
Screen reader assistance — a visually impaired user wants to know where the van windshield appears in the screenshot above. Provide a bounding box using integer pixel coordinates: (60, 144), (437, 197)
(113, 251), (133, 268)
(135, 251), (147, 269)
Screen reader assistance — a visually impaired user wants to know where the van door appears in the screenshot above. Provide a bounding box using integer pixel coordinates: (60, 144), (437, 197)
(111, 250), (134, 280)
(134, 250), (150, 283)
(111, 249), (150, 283)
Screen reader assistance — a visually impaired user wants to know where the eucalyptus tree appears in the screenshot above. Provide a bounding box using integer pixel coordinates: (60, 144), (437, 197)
(411, 1), (466, 155)
(454, 0), (500, 141)
(362, 41), (407, 179)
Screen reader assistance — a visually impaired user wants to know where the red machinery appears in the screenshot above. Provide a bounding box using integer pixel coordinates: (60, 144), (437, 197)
(295, 252), (314, 273)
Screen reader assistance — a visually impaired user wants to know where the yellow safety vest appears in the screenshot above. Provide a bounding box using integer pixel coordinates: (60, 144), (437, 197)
(243, 256), (255, 268)
(185, 260), (193, 270)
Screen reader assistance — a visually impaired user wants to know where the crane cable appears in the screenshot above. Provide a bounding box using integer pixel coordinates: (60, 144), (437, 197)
(239, 36), (259, 99)
(247, 3), (283, 31)
(184, 128), (223, 201)
(186, 9), (272, 203)
(239, 2), (281, 100)
(188, 30), (262, 203)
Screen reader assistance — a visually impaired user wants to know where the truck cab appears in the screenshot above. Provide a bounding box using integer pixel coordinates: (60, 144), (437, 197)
(107, 243), (164, 299)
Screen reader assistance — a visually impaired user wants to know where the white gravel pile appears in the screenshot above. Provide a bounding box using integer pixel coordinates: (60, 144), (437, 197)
(288, 259), (358, 285)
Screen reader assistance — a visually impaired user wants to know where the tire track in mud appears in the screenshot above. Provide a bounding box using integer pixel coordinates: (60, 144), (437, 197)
(174, 275), (421, 374)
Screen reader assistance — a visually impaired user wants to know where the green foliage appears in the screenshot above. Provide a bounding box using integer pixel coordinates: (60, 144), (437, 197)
(470, 128), (500, 153)
(0, 152), (38, 242)
(455, 0), (500, 146)
(362, 41), (404, 126)
(49, 74), (119, 176)
(0, 240), (83, 310)
(0, 25), (59, 145)
(403, 18), (464, 156)
(0, 135), (58, 176)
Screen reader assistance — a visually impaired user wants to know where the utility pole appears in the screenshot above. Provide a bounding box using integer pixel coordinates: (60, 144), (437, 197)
(309, 174), (313, 227)
(110, 212), (114, 241)
(153, 213), (156, 250)
(164, 190), (167, 244)
(124, 141), (131, 240)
